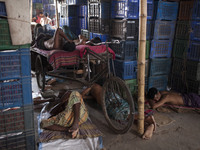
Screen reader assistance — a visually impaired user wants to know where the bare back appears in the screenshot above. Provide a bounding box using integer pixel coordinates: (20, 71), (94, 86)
(150, 91), (184, 109)
(160, 91), (184, 105)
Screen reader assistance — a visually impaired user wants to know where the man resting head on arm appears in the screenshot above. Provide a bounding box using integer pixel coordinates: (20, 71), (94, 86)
(146, 87), (200, 109)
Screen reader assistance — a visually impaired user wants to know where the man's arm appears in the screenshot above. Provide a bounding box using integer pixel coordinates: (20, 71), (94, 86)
(151, 95), (168, 109)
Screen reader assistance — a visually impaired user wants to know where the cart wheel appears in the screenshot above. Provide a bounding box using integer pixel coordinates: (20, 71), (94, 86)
(101, 76), (135, 134)
(35, 55), (45, 91)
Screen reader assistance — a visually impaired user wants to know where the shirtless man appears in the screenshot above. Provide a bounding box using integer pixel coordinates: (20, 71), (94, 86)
(147, 87), (200, 109)
(35, 28), (75, 52)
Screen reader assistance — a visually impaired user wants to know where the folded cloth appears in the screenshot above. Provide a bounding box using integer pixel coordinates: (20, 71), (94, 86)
(47, 50), (80, 70)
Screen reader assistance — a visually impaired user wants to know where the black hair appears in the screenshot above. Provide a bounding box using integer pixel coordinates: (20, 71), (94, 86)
(63, 41), (76, 52)
(91, 37), (101, 43)
(147, 87), (158, 99)
(45, 13), (49, 17)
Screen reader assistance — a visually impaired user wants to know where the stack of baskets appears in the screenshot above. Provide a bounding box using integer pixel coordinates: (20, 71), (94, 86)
(149, 0), (179, 91)
(0, 2), (35, 149)
(171, 0), (200, 94)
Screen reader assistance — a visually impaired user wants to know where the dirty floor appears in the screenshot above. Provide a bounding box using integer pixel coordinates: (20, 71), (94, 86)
(32, 75), (200, 150)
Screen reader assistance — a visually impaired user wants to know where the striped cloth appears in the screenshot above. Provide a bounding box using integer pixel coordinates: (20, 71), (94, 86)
(47, 50), (80, 70)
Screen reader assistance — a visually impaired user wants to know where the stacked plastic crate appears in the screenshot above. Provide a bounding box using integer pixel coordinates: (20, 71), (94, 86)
(79, 5), (88, 38)
(60, 0), (87, 36)
(0, 2), (35, 150)
(149, 0), (178, 91)
(187, 0), (200, 94)
(171, 0), (195, 93)
(32, 0), (43, 17)
(88, 0), (110, 42)
(43, 0), (56, 18)
(109, 0), (154, 95)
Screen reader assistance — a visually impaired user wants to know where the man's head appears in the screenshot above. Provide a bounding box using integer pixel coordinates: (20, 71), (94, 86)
(147, 87), (161, 101)
(45, 13), (49, 17)
(39, 12), (44, 17)
(91, 37), (101, 44)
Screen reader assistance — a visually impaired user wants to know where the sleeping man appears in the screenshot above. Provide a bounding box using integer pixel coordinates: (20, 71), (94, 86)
(35, 28), (76, 52)
(40, 89), (90, 139)
(147, 87), (200, 109)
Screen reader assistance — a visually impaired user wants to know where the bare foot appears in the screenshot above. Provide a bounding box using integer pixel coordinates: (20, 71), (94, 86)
(142, 124), (154, 140)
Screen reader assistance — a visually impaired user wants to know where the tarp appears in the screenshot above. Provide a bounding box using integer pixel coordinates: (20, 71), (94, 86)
(0, 0), (32, 45)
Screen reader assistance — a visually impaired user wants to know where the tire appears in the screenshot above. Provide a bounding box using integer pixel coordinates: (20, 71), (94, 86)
(35, 55), (45, 91)
(101, 76), (135, 134)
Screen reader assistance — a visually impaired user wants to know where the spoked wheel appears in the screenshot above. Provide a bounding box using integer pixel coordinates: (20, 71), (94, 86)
(101, 76), (135, 134)
(35, 55), (45, 91)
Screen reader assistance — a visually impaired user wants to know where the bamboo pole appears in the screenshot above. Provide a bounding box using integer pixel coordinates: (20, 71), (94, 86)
(55, 0), (59, 28)
(137, 0), (147, 135)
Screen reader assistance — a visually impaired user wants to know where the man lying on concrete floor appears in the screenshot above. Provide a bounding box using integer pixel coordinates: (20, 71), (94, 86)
(40, 88), (91, 139)
(147, 87), (200, 110)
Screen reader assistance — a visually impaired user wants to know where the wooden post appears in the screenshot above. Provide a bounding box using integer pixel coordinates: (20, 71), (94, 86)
(55, 0), (59, 28)
(137, 0), (147, 135)
(30, 0), (33, 22)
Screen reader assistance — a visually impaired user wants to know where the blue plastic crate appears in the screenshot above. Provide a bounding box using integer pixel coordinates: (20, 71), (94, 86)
(66, 0), (87, 5)
(147, 0), (154, 20)
(59, 18), (67, 27)
(153, 20), (176, 40)
(0, 77), (32, 109)
(0, 2), (7, 17)
(187, 41), (200, 62)
(0, 130), (35, 150)
(148, 75), (168, 91)
(147, 20), (153, 40)
(156, 1), (179, 21)
(114, 59), (137, 80)
(150, 58), (172, 76)
(67, 5), (79, 17)
(88, 2), (110, 19)
(109, 40), (138, 60)
(0, 105), (34, 135)
(111, 0), (139, 19)
(66, 17), (79, 28)
(150, 40), (173, 58)
(192, 0), (200, 20)
(90, 32), (109, 42)
(0, 49), (31, 80)
(79, 5), (87, 17)
(79, 17), (88, 30)
(190, 21), (200, 41)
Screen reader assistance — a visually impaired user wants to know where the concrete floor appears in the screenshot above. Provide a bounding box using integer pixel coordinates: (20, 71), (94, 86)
(32, 75), (200, 150)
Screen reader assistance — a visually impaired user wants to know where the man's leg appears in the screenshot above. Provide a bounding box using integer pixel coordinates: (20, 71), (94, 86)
(53, 28), (72, 49)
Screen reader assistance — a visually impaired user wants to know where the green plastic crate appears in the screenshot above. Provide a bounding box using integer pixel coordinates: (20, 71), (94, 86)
(138, 40), (150, 59)
(173, 39), (189, 59)
(0, 19), (30, 50)
(125, 79), (137, 95)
